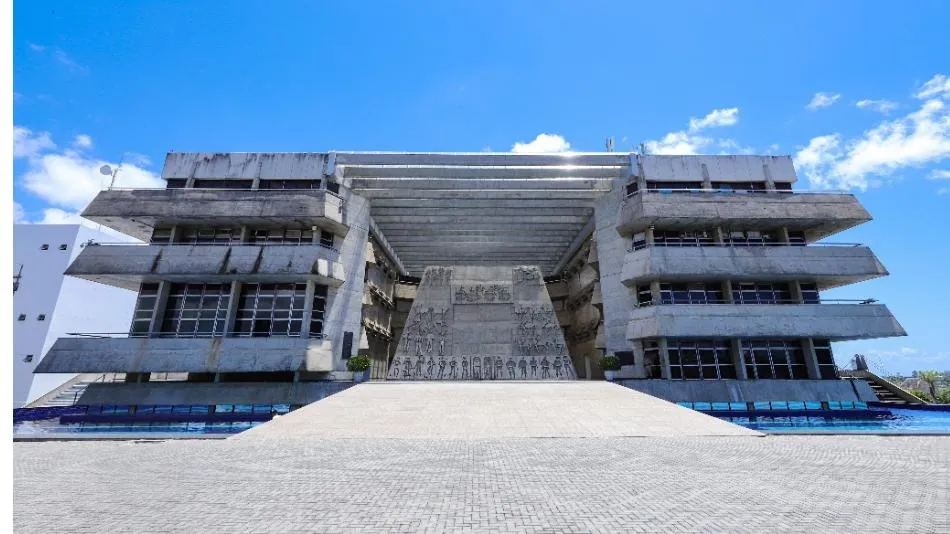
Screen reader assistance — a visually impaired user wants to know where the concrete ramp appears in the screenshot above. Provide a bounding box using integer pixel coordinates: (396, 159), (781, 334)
(235, 381), (761, 440)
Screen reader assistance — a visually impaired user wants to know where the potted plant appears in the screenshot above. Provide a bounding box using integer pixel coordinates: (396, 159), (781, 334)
(347, 355), (372, 383)
(601, 354), (620, 381)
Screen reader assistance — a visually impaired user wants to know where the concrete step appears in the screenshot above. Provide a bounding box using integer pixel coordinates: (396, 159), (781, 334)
(234, 381), (762, 440)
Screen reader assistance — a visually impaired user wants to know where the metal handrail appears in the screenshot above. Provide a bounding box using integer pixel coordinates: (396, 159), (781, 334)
(65, 331), (331, 340)
(635, 298), (879, 308)
(82, 241), (341, 253)
(626, 187), (849, 197)
(627, 241), (863, 253)
(105, 186), (345, 201)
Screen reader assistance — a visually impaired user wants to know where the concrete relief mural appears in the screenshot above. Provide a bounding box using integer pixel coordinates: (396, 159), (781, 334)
(387, 265), (573, 381)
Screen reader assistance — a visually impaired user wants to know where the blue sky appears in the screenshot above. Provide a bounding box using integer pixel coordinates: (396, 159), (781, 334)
(12, 1), (950, 374)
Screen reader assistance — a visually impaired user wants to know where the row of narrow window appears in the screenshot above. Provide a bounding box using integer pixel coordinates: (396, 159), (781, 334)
(641, 339), (837, 380)
(130, 282), (327, 338)
(150, 227), (335, 248)
(635, 281), (820, 306)
(38, 244), (69, 251)
(626, 181), (793, 195)
(631, 229), (806, 250)
(165, 178), (339, 194)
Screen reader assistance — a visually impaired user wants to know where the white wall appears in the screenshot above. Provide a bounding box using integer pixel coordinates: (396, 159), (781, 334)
(13, 224), (138, 407)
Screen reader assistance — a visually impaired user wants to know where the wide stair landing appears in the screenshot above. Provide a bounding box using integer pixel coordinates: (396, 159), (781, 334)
(235, 381), (761, 440)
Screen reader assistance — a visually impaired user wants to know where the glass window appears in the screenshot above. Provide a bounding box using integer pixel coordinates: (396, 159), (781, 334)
(742, 339), (808, 380)
(236, 283), (311, 337)
(646, 181), (702, 191)
(732, 281), (792, 304)
(667, 339), (733, 380)
(258, 179), (321, 190)
(159, 283), (230, 338)
(636, 284), (653, 307)
(251, 227), (315, 245)
(626, 182), (639, 196)
(319, 231), (334, 249)
(813, 339), (838, 380)
(631, 232), (647, 251)
(800, 282), (820, 304)
(179, 227), (239, 246)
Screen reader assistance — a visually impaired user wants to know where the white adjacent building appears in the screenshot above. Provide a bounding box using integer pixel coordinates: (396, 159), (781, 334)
(13, 224), (138, 407)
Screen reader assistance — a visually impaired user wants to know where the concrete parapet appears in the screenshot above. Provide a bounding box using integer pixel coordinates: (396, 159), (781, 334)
(35, 336), (334, 374)
(82, 188), (346, 241)
(621, 245), (888, 289)
(66, 244), (345, 290)
(77, 381), (353, 406)
(626, 303), (906, 341)
(617, 191), (871, 240)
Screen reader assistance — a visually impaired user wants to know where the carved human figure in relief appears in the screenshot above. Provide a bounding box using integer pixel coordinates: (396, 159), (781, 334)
(553, 357), (562, 378)
(390, 357), (400, 378)
(403, 357), (412, 379)
(438, 357), (447, 379)
(425, 356), (435, 379)
(506, 357), (516, 379)
(483, 356), (493, 379)
(518, 358), (527, 379)
(494, 357), (504, 380)
(472, 356), (481, 380)
(415, 356), (424, 378)
(530, 356), (538, 378)
(461, 356), (469, 379)
(449, 359), (458, 379)
(540, 356), (551, 379)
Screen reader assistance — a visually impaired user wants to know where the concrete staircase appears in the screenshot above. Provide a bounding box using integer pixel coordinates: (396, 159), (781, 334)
(841, 370), (925, 405)
(26, 373), (126, 408)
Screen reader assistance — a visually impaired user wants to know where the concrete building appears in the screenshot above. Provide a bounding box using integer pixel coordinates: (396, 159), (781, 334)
(35, 152), (905, 405)
(13, 224), (138, 407)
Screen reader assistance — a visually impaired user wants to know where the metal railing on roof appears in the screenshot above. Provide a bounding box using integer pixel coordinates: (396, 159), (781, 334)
(626, 241), (864, 253)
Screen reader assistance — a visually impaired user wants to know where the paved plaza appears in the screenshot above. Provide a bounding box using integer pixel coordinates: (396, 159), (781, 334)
(12, 383), (950, 532)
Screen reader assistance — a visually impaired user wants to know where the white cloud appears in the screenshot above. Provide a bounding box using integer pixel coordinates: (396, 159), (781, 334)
(915, 74), (950, 100)
(768, 143), (781, 154)
(36, 208), (85, 225)
(53, 49), (86, 73)
(511, 133), (571, 153)
(15, 125), (164, 213)
(805, 92), (841, 111)
(929, 169), (950, 180)
(28, 43), (46, 52)
(13, 126), (56, 158)
(73, 134), (93, 149)
(14, 202), (26, 223)
(938, 187), (950, 195)
(688, 107), (739, 133)
(856, 99), (898, 114)
(795, 75), (950, 190)
(643, 107), (743, 155)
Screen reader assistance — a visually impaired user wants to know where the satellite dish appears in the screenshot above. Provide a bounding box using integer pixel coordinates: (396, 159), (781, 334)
(99, 165), (114, 176)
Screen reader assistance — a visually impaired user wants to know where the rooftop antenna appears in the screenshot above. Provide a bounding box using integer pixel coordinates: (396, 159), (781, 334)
(99, 164), (122, 189)
(639, 142), (648, 155)
(605, 137), (615, 152)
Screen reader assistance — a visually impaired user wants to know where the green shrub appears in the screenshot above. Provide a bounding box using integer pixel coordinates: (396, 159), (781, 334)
(934, 389), (950, 404)
(346, 355), (372, 372)
(601, 354), (621, 371)
(909, 389), (931, 402)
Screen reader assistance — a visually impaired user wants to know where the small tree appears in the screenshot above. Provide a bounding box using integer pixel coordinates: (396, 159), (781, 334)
(601, 354), (621, 371)
(919, 370), (940, 401)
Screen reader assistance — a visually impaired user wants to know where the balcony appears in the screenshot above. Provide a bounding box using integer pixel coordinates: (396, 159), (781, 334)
(66, 243), (345, 291)
(81, 188), (347, 241)
(617, 190), (871, 240)
(626, 302), (906, 341)
(34, 334), (334, 374)
(621, 243), (888, 289)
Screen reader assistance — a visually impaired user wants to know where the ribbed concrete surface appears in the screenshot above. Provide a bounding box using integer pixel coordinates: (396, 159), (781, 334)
(235, 381), (761, 439)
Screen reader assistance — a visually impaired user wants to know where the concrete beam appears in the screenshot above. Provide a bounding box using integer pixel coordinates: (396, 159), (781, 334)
(551, 217), (596, 275)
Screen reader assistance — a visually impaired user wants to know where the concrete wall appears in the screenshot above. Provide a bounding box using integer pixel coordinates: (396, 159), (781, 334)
(593, 178), (637, 356)
(324, 191), (370, 370)
(162, 152), (327, 180)
(627, 303), (907, 341)
(67, 244), (345, 290)
(617, 191), (871, 239)
(621, 245), (887, 288)
(36, 336), (333, 373)
(79, 381), (354, 406)
(618, 378), (878, 403)
(638, 155), (798, 184)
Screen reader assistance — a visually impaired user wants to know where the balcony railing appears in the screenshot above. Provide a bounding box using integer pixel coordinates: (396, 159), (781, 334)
(624, 187), (848, 199)
(627, 240), (863, 253)
(65, 331), (331, 340)
(633, 298), (878, 309)
(83, 241), (340, 254)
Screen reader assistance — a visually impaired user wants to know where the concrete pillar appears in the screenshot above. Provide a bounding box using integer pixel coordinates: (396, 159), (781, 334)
(251, 177), (261, 190)
(649, 280), (662, 306)
(762, 164), (776, 191)
(731, 339), (748, 379)
(700, 163), (712, 190)
(713, 227), (726, 245)
(789, 280), (804, 304)
(301, 281), (317, 338)
(644, 226), (655, 245)
(222, 282), (242, 335)
(148, 281), (171, 335)
(722, 280), (734, 304)
(658, 338), (671, 380)
(801, 338), (821, 379)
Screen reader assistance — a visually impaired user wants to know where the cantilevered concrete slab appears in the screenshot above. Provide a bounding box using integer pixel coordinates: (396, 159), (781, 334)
(234, 381), (761, 439)
(342, 152), (627, 275)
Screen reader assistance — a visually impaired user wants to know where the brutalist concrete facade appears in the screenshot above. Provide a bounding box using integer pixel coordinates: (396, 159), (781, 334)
(36, 152), (905, 405)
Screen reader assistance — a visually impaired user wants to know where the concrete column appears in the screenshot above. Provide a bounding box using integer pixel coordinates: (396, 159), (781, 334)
(644, 226), (655, 245)
(722, 280), (734, 304)
(251, 177), (261, 190)
(185, 177), (196, 188)
(649, 280), (662, 305)
(762, 164), (776, 191)
(713, 227), (726, 245)
(658, 338), (671, 380)
(222, 282), (242, 336)
(148, 281), (171, 335)
(731, 339), (748, 379)
(301, 281), (317, 338)
(789, 280), (804, 304)
(777, 226), (791, 244)
(801, 338), (821, 379)
(700, 163), (712, 190)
